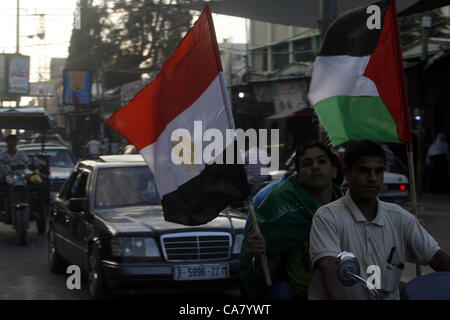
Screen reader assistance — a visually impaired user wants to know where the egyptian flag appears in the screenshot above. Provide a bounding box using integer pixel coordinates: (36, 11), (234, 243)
(107, 5), (249, 226)
(308, 0), (412, 148)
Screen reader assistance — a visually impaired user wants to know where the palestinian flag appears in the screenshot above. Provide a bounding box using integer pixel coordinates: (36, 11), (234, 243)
(107, 5), (249, 226)
(308, 0), (412, 147)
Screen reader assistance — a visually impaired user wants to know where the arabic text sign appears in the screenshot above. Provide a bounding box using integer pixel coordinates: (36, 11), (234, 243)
(8, 55), (30, 95)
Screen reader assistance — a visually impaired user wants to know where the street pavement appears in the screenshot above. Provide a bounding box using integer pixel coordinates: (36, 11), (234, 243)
(0, 222), (240, 300)
(0, 223), (90, 300)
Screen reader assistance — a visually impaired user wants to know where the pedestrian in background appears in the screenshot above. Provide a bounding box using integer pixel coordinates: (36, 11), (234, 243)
(243, 145), (271, 196)
(426, 133), (449, 193)
(101, 138), (110, 155)
(85, 136), (102, 159)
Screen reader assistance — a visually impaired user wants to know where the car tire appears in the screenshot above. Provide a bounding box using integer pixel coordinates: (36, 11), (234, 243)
(87, 243), (109, 299)
(47, 225), (65, 273)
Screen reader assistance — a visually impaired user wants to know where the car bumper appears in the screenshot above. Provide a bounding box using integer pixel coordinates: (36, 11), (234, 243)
(378, 190), (409, 201)
(102, 258), (242, 294)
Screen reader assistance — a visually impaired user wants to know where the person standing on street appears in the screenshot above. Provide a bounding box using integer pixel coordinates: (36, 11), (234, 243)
(426, 133), (449, 193)
(244, 145), (271, 196)
(309, 140), (450, 300)
(85, 136), (102, 159)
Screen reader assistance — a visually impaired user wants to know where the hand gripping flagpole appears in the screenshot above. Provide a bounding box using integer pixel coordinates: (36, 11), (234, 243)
(205, 5), (272, 286)
(390, 0), (421, 277)
(247, 198), (272, 286)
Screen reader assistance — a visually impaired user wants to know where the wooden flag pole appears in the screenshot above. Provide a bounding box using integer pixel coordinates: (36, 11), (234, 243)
(407, 144), (422, 277)
(248, 197), (272, 286)
(206, 5), (272, 287)
(390, 0), (421, 277)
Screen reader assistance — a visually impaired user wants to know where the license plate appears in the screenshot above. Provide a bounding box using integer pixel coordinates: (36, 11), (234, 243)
(173, 264), (229, 281)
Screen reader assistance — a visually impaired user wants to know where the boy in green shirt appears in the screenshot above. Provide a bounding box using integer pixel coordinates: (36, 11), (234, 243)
(238, 141), (342, 299)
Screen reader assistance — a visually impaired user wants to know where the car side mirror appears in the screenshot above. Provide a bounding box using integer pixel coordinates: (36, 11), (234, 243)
(336, 251), (361, 286)
(69, 198), (89, 212)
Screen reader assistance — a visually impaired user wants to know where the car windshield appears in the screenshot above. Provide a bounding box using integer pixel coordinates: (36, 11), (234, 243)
(34, 137), (61, 144)
(23, 149), (75, 168)
(95, 166), (161, 208)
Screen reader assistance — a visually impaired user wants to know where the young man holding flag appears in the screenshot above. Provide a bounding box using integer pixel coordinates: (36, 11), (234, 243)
(238, 141), (343, 300)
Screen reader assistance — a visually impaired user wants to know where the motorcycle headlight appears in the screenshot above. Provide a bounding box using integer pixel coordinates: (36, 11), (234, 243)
(110, 237), (161, 258)
(232, 234), (244, 254)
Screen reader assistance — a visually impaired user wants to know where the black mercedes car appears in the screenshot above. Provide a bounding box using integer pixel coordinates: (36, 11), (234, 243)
(48, 155), (246, 299)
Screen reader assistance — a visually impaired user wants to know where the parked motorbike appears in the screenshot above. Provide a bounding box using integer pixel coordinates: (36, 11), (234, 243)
(336, 251), (450, 300)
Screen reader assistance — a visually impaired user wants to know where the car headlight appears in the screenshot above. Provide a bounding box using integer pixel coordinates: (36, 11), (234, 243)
(232, 234), (244, 254)
(110, 237), (161, 257)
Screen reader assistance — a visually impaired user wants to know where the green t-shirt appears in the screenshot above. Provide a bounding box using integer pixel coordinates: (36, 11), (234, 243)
(238, 175), (342, 296)
(284, 241), (313, 297)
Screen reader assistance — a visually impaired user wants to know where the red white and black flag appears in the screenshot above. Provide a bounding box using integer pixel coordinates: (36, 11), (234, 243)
(108, 5), (249, 226)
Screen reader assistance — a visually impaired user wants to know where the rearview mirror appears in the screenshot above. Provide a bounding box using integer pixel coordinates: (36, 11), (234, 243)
(336, 251), (360, 286)
(336, 251), (384, 299)
(69, 198), (89, 212)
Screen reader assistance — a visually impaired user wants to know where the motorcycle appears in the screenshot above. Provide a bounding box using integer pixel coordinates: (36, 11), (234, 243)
(2, 162), (31, 246)
(0, 159), (48, 246)
(336, 251), (450, 300)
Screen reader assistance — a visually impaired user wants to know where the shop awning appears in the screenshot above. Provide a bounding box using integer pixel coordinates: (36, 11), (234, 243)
(177, 0), (447, 28)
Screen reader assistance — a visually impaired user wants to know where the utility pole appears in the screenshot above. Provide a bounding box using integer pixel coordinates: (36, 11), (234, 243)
(16, 0), (20, 107)
(319, 0), (338, 40)
(421, 12), (432, 61)
(80, 0), (88, 31)
(74, 0), (89, 160)
(16, 0), (20, 54)
(100, 60), (105, 141)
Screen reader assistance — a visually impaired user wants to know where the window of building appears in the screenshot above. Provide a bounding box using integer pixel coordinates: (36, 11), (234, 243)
(293, 35), (319, 62)
(271, 42), (289, 71)
(251, 48), (268, 72)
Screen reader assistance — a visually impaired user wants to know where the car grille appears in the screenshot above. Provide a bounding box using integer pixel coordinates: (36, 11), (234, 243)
(50, 179), (66, 192)
(161, 232), (231, 262)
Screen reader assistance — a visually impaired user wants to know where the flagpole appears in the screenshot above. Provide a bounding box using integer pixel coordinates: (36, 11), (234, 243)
(406, 144), (421, 277)
(205, 5), (272, 286)
(390, 0), (421, 277)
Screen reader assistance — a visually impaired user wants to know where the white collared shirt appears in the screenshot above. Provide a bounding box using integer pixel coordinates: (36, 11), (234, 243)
(308, 191), (440, 300)
(0, 149), (29, 172)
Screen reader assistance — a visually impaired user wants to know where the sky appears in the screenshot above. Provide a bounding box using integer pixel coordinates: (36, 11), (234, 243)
(0, 0), (247, 86)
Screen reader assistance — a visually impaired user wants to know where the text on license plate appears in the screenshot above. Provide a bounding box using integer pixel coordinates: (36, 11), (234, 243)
(174, 264), (229, 281)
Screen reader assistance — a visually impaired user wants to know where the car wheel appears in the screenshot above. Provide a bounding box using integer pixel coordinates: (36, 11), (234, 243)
(48, 225), (65, 273)
(87, 243), (109, 299)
